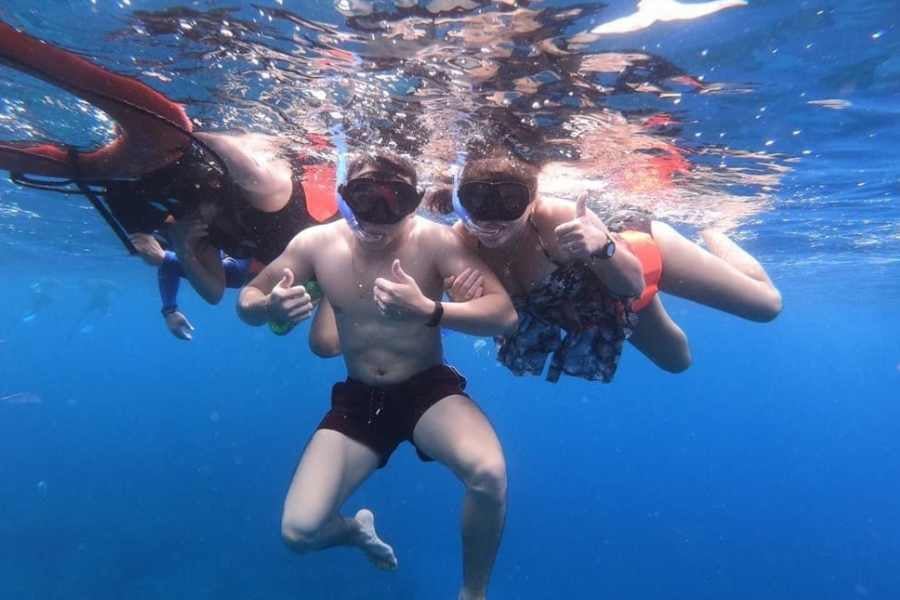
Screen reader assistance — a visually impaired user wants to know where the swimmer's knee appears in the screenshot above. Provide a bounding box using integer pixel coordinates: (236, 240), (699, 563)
(755, 288), (783, 322)
(663, 351), (692, 374)
(654, 327), (691, 373)
(464, 454), (508, 504)
(737, 286), (783, 322)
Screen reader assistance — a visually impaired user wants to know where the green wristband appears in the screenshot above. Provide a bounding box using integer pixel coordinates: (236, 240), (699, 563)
(268, 320), (295, 336)
(305, 279), (322, 302)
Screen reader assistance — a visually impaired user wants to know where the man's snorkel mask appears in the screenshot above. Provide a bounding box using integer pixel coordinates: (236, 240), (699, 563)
(333, 125), (384, 244)
(333, 125), (421, 243)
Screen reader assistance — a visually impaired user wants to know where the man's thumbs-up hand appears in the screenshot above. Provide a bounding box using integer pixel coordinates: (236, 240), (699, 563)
(373, 259), (435, 322)
(266, 268), (314, 325)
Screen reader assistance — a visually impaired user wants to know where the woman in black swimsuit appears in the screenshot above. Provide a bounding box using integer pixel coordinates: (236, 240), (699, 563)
(0, 20), (337, 316)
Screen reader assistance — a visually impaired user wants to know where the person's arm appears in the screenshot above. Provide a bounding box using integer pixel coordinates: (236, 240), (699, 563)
(157, 251), (195, 341)
(158, 250), (184, 312)
(432, 230), (518, 335)
(170, 219), (227, 304)
(585, 233), (645, 298)
(309, 298), (341, 357)
(551, 195), (645, 297)
(237, 232), (317, 326)
(373, 228), (517, 336)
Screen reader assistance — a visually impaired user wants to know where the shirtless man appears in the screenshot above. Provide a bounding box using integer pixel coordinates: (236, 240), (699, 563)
(237, 151), (517, 600)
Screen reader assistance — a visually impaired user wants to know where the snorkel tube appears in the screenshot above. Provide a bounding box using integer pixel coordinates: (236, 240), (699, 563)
(332, 124), (383, 244)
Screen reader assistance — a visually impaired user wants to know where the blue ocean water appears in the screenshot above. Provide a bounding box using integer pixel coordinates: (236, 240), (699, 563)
(1, 1), (899, 599)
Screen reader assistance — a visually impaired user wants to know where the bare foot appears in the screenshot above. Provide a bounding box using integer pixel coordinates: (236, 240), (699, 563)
(700, 230), (773, 284)
(458, 589), (486, 600)
(353, 509), (398, 571)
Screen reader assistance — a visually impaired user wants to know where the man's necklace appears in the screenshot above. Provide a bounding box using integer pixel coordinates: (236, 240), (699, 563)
(351, 250), (368, 300)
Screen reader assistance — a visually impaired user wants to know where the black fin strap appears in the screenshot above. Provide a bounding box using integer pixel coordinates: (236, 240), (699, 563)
(67, 149), (137, 255)
(9, 172), (86, 194)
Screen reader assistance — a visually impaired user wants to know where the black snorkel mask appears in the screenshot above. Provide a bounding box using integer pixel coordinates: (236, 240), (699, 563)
(338, 178), (422, 225)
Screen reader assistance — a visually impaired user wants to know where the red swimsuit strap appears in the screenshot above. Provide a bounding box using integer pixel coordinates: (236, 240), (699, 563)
(298, 163), (338, 223)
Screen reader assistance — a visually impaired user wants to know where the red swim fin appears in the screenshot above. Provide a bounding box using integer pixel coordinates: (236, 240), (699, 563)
(0, 141), (72, 175)
(0, 20), (192, 178)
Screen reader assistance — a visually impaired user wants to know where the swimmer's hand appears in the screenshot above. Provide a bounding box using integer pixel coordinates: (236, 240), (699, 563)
(443, 267), (485, 302)
(130, 233), (165, 266)
(373, 260), (434, 322)
(170, 219), (209, 257)
(165, 310), (195, 341)
(266, 268), (314, 326)
(554, 194), (611, 261)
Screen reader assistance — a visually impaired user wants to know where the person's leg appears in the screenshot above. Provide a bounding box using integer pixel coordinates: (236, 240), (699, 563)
(413, 395), (507, 600)
(652, 221), (783, 322)
(628, 295), (691, 372)
(281, 429), (398, 570)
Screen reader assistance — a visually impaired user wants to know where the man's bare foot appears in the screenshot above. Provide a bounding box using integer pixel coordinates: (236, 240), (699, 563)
(353, 509), (398, 571)
(458, 589), (486, 600)
(701, 230), (773, 284)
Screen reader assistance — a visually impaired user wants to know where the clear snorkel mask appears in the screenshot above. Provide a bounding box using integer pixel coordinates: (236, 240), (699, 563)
(332, 124), (385, 244)
(451, 151), (502, 239)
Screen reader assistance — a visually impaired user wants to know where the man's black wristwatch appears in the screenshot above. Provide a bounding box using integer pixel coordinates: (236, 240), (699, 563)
(425, 300), (444, 327)
(590, 232), (617, 260)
